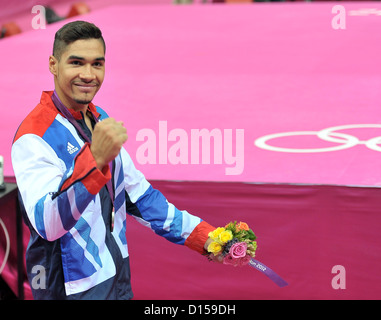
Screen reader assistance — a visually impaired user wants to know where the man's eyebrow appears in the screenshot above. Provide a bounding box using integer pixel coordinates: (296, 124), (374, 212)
(67, 55), (85, 60)
(67, 55), (105, 62)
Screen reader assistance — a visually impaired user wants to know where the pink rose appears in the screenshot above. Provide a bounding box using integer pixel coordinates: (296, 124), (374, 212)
(238, 254), (251, 266)
(223, 253), (251, 267)
(229, 242), (247, 259)
(223, 254), (235, 266)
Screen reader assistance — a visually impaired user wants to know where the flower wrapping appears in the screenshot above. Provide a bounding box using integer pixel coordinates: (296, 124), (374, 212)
(206, 221), (257, 267)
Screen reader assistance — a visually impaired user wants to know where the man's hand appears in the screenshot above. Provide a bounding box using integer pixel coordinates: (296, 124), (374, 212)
(204, 238), (213, 251)
(204, 238), (223, 263)
(90, 118), (128, 170)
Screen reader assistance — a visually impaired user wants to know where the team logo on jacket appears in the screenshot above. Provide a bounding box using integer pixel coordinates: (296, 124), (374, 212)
(67, 142), (79, 155)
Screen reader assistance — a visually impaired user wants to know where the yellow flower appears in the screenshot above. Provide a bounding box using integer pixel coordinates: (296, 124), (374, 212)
(208, 227), (225, 241)
(218, 230), (233, 244)
(207, 241), (222, 255)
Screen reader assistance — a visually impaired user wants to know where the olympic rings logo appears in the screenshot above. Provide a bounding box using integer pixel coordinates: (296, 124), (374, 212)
(254, 124), (381, 153)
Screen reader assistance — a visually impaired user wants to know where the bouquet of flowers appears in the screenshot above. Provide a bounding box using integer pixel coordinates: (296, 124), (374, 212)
(206, 221), (257, 267)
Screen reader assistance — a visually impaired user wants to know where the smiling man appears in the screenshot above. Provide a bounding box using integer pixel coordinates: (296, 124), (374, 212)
(50, 32), (104, 107)
(11, 21), (215, 300)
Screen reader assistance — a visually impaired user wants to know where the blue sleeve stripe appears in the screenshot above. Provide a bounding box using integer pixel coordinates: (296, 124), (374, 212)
(74, 182), (95, 213)
(34, 195), (48, 239)
(171, 207), (186, 243)
(34, 182), (96, 240)
(135, 185), (168, 232)
(155, 207), (185, 245)
(135, 186), (189, 245)
(56, 182), (93, 232)
(56, 190), (78, 231)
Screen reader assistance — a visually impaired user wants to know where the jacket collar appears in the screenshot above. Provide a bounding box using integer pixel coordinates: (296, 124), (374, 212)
(41, 90), (101, 120)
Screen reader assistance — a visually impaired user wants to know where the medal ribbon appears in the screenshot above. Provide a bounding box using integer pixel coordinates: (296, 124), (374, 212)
(249, 258), (288, 287)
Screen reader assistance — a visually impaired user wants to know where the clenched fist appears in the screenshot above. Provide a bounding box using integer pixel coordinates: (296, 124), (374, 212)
(90, 117), (128, 170)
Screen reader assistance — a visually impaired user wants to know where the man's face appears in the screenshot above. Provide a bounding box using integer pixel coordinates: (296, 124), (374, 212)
(49, 38), (105, 111)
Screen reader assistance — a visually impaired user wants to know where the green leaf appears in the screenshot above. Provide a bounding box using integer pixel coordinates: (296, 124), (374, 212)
(247, 229), (257, 240)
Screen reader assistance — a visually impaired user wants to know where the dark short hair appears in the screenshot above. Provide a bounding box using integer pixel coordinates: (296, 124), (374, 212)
(53, 21), (106, 60)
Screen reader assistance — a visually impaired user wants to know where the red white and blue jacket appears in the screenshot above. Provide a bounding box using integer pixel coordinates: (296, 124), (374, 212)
(11, 91), (214, 299)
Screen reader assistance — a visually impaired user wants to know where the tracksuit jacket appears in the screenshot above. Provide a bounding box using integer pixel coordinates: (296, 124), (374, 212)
(11, 91), (214, 299)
